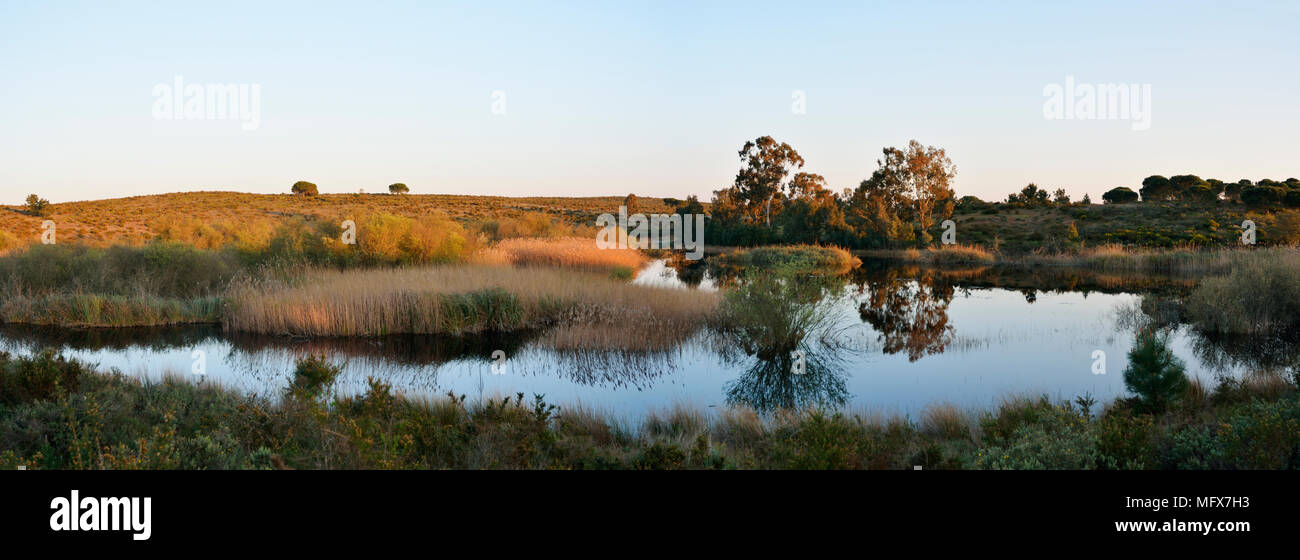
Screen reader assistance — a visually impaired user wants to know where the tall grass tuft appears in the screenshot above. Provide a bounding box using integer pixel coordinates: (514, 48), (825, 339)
(1185, 250), (1300, 336)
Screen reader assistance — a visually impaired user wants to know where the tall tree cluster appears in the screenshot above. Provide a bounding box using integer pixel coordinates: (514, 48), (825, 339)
(708, 136), (956, 248)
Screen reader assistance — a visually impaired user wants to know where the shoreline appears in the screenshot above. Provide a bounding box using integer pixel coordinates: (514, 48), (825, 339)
(1, 350), (1294, 470)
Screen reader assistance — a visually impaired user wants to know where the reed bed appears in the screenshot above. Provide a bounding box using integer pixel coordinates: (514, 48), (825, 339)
(0, 293), (222, 327)
(922, 244), (996, 265)
(487, 236), (647, 271)
(224, 265), (719, 343)
(1184, 249), (1300, 335)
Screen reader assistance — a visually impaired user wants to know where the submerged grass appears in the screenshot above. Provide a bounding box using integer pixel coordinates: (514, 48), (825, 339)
(3, 351), (1297, 470)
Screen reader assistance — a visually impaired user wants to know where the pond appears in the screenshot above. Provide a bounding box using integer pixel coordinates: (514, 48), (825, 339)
(0, 259), (1287, 420)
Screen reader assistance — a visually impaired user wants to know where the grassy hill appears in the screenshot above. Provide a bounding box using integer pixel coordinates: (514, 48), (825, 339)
(951, 200), (1300, 252)
(1, 191), (676, 247)
(4, 190), (1298, 253)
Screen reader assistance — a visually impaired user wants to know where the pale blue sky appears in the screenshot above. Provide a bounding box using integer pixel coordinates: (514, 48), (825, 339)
(1, 0), (1297, 203)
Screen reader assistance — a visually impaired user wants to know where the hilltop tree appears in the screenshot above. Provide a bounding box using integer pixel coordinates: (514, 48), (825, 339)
(1052, 188), (1070, 205)
(1139, 175), (1175, 202)
(388, 183), (409, 194)
(1007, 183), (1050, 206)
(291, 181), (319, 196)
(623, 193), (639, 214)
(1102, 187), (1139, 204)
(24, 194), (50, 217)
(1241, 186), (1284, 208)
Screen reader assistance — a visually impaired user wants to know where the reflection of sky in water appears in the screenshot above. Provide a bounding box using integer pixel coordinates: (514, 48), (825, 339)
(0, 272), (1249, 421)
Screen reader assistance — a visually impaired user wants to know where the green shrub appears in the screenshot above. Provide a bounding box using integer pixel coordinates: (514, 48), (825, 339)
(287, 355), (342, 400)
(973, 402), (1097, 469)
(290, 181), (319, 196)
(0, 349), (84, 405)
(1122, 329), (1188, 413)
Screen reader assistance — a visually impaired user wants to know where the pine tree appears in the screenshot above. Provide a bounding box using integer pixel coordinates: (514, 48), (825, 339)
(1122, 328), (1188, 413)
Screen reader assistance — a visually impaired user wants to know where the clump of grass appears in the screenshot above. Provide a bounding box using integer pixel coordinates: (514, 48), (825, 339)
(609, 265), (635, 280)
(925, 244), (994, 266)
(713, 270), (839, 359)
(1185, 250), (1300, 336)
(712, 244), (860, 272)
(920, 402), (972, 441)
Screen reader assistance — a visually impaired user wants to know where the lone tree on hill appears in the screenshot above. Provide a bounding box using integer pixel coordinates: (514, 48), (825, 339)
(389, 183), (409, 194)
(291, 181), (319, 196)
(24, 194), (50, 216)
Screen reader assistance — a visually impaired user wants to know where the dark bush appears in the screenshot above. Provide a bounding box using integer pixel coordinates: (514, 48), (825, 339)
(0, 350), (84, 405)
(1102, 187), (1139, 204)
(291, 181), (319, 196)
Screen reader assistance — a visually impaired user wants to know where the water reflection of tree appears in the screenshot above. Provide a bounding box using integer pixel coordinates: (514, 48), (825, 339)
(852, 265), (954, 362)
(1188, 329), (1300, 376)
(1117, 294), (1300, 377)
(714, 271), (856, 412)
(662, 253), (708, 287)
(722, 341), (850, 413)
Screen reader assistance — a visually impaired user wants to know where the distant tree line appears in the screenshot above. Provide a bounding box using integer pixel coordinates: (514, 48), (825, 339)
(1102, 175), (1300, 208)
(971, 175), (1300, 210)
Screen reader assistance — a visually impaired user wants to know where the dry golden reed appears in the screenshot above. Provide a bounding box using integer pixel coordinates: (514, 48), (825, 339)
(225, 265), (718, 345)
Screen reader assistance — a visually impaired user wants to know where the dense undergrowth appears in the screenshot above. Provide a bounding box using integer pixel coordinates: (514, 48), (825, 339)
(1, 351), (1295, 470)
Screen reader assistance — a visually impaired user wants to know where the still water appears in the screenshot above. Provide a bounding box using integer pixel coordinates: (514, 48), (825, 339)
(0, 260), (1275, 419)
